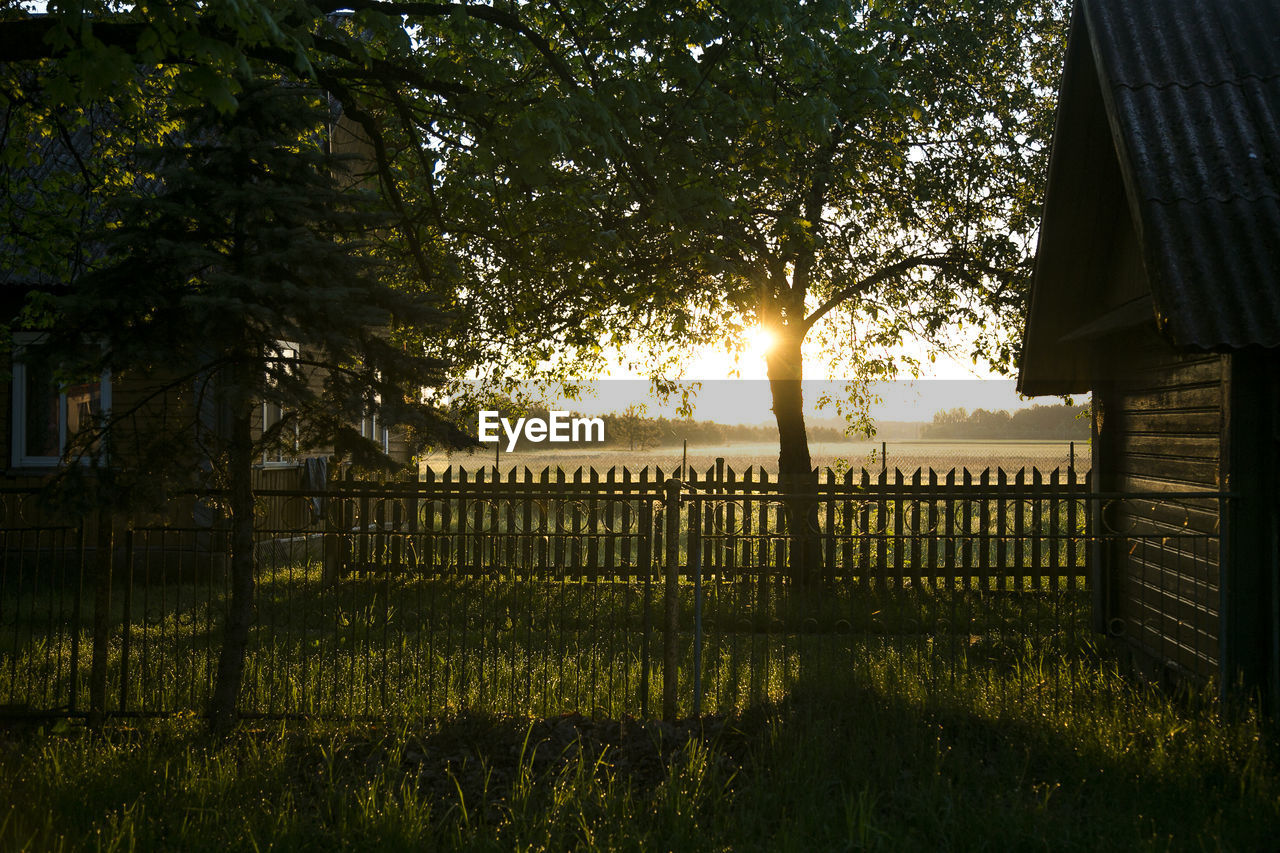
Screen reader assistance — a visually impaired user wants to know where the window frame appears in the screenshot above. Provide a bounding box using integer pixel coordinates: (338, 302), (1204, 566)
(10, 334), (112, 469)
(261, 340), (302, 467)
(359, 409), (390, 455)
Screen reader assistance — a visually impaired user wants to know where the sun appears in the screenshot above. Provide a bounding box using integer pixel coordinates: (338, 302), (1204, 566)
(744, 325), (776, 359)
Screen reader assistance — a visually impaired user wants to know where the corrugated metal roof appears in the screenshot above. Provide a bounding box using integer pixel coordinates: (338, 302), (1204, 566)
(1082, 0), (1280, 349)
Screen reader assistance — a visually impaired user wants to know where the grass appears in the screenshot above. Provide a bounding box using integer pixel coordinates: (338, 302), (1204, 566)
(1, 654), (1276, 851)
(3, 556), (1092, 720)
(2, 536), (1269, 849)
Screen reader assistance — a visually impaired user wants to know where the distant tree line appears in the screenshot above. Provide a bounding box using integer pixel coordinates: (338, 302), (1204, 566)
(921, 405), (1089, 440)
(478, 403), (1087, 452)
(601, 407), (849, 450)
(483, 404), (855, 452)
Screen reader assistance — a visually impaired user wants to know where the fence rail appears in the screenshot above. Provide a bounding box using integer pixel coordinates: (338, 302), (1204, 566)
(0, 464), (1222, 722)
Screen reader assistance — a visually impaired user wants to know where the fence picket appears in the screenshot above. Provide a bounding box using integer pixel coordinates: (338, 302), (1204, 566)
(825, 468), (837, 578)
(1067, 466), (1079, 590)
(893, 469), (905, 588)
(505, 467), (518, 573)
(758, 469), (770, 607)
(876, 468), (888, 590)
(587, 467), (599, 581)
(911, 469), (923, 590)
(555, 468), (567, 572)
(962, 469), (973, 591)
(742, 467), (754, 578)
(442, 467), (454, 573)
(422, 467), (435, 575)
(980, 469), (991, 592)
(842, 469), (855, 577)
(945, 470), (957, 591)
(521, 468), (533, 579)
(622, 468), (634, 578)
(603, 468), (615, 581)
(538, 468), (550, 575)
(1032, 468), (1044, 591)
(1050, 468), (1061, 591)
(725, 466), (737, 580)
(715, 458), (726, 580)
(472, 467), (484, 575)
(997, 468), (1008, 591)
(859, 470), (871, 588)
(1014, 468), (1026, 587)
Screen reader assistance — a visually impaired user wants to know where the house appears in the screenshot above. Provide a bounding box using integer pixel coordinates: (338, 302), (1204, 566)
(1, 85), (417, 556)
(1018, 0), (1280, 703)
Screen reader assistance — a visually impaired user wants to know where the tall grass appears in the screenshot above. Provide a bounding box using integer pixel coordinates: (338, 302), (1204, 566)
(2, 650), (1275, 851)
(3, 558), (1091, 720)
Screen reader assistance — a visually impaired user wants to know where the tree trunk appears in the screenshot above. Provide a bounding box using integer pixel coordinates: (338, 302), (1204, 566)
(208, 404), (256, 734)
(766, 328), (824, 585)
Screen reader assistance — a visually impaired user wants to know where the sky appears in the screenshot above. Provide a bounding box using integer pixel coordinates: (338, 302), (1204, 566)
(528, 333), (1064, 426)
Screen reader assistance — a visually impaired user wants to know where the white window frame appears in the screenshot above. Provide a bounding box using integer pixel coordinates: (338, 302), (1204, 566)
(360, 377), (389, 455)
(359, 408), (390, 455)
(261, 341), (301, 467)
(10, 333), (112, 469)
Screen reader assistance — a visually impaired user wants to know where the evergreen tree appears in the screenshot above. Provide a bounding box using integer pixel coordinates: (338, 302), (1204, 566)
(32, 76), (465, 730)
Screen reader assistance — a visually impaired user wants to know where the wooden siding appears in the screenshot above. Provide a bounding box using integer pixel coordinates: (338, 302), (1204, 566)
(1098, 324), (1226, 680)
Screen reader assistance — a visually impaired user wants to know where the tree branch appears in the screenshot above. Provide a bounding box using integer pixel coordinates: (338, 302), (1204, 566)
(316, 1), (579, 87)
(800, 253), (1000, 335)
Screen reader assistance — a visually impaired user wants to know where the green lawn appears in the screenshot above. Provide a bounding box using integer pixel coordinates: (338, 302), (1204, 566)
(2, 555), (1274, 851)
(3, 559), (1092, 720)
(2, 646), (1276, 851)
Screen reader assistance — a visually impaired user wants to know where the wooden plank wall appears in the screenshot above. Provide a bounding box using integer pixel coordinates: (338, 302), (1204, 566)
(1102, 326), (1225, 680)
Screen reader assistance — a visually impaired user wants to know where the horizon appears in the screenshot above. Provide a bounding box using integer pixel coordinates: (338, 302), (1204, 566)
(508, 378), (1082, 427)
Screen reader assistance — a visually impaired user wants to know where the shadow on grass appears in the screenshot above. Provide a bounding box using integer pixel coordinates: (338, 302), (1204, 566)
(2, 658), (1276, 852)
(718, 665), (1280, 852)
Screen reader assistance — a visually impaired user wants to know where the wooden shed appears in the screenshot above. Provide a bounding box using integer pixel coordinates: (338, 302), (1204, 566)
(1019, 0), (1280, 702)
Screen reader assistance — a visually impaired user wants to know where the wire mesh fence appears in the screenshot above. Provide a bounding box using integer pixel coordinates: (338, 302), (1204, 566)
(0, 464), (1223, 721)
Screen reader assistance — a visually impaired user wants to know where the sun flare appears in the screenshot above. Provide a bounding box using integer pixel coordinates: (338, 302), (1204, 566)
(744, 325), (776, 359)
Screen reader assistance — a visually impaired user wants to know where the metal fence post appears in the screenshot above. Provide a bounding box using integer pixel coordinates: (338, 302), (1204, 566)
(118, 527), (135, 714)
(663, 477), (681, 722)
(89, 509), (113, 727)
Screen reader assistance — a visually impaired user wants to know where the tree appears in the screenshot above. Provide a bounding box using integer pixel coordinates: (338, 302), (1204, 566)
(0, 1), (585, 729)
(427, 0), (1070, 580)
(3, 1), (1072, 585)
(14, 75), (464, 730)
(611, 405), (660, 451)
(0, 1), (580, 288)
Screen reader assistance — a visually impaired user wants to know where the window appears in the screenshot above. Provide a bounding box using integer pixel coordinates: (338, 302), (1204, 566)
(261, 342), (300, 466)
(360, 409), (389, 455)
(359, 376), (390, 455)
(10, 336), (111, 468)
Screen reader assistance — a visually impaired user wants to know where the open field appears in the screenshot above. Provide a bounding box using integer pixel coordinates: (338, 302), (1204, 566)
(425, 440), (1090, 478)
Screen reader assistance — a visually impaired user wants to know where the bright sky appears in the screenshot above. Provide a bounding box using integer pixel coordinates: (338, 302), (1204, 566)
(536, 329), (1055, 427)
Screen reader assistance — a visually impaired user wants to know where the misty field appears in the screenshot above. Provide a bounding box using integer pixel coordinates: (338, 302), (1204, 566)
(424, 439), (1089, 478)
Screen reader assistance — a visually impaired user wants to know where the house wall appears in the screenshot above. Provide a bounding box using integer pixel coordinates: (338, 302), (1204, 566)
(1095, 325), (1227, 683)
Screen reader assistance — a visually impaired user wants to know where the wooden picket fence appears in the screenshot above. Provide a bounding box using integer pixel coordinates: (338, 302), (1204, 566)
(314, 463), (1092, 588)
